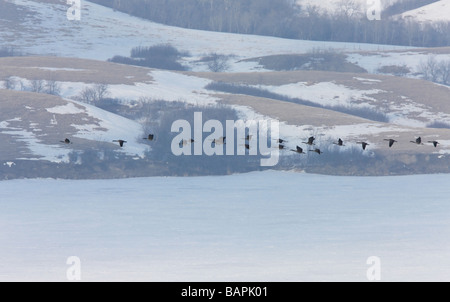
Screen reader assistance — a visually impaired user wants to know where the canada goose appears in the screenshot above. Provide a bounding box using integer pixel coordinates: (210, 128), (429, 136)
(309, 148), (322, 155)
(278, 144), (286, 150)
(384, 138), (397, 148)
(428, 140), (440, 148)
(410, 137), (423, 145)
(291, 146), (306, 154)
(275, 138), (287, 144)
(212, 136), (226, 145)
(245, 135), (253, 141)
(179, 139), (194, 147)
(333, 138), (344, 146)
(302, 136), (315, 146)
(357, 142), (369, 150)
(60, 138), (71, 144)
(143, 134), (154, 141)
(245, 144), (250, 150)
(113, 139), (127, 147)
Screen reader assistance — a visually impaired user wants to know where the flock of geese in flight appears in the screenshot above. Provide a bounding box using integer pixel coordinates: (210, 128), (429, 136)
(59, 133), (440, 156)
(60, 134), (155, 148)
(286, 136), (440, 155)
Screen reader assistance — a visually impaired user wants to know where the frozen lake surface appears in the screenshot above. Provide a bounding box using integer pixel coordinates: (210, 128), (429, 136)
(1, 171), (449, 281)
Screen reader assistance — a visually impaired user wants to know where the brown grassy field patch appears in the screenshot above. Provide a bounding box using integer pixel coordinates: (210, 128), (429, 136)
(191, 69), (450, 116)
(0, 56), (153, 85)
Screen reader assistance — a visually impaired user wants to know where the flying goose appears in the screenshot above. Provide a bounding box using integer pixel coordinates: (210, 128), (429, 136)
(179, 139), (194, 147)
(275, 138), (287, 144)
(303, 136), (315, 146)
(357, 141), (369, 150)
(309, 148), (323, 155)
(211, 136), (226, 145)
(428, 140), (440, 148)
(333, 138), (345, 146)
(291, 146), (306, 154)
(410, 137), (423, 145)
(384, 138), (397, 148)
(143, 134), (154, 141)
(113, 139), (127, 147)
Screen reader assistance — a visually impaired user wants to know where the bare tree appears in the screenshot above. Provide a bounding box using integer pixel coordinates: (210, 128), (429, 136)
(45, 80), (61, 96)
(77, 84), (110, 104)
(337, 0), (362, 19)
(78, 87), (97, 104)
(439, 60), (450, 86)
(3, 76), (16, 90)
(206, 53), (230, 72)
(30, 79), (46, 93)
(94, 83), (110, 100)
(418, 56), (450, 86)
(418, 56), (441, 83)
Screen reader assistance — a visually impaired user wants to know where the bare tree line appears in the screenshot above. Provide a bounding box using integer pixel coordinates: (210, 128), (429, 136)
(89, 0), (450, 47)
(1, 76), (61, 95)
(419, 56), (450, 86)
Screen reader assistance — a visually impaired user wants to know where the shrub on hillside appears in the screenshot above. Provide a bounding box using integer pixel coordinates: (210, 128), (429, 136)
(377, 64), (411, 76)
(108, 44), (189, 71)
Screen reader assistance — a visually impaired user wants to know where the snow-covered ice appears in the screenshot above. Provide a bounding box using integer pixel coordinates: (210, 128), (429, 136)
(1, 171), (449, 281)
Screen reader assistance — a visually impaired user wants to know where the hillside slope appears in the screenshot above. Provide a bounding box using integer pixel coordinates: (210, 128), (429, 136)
(401, 0), (450, 23)
(2, 56), (450, 177)
(0, 0), (409, 62)
(0, 88), (149, 159)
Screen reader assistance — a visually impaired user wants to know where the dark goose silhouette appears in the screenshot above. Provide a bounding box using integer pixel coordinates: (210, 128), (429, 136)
(333, 138), (344, 146)
(143, 134), (154, 141)
(113, 139), (127, 147)
(309, 148), (322, 155)
(60, 138), (71, 144)
(179, 139), (194, 147)
(278, 144), (286, 150)
(384, 138), (397, 148)
(428, 140), (440, 148)
(357, 141), (369, 150)
(291, 146), (306, 154)
(275, 138), (287, 144)
(302, 136), (315, 146)
(212, 136), (226, 145)
(410, 137), (423, 145)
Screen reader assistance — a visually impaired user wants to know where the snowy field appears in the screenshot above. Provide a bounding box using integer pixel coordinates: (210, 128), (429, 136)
(1, 171), (449, 282)
(3, 0), (409, 66)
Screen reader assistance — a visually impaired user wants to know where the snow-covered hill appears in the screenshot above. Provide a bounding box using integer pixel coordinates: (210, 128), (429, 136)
(2, 0), (447, 77)
(401, 0), (450, 23)
(297, 0), (450, 24)
(2, 0), (450, 285)
(1, 0), (450, 176)
(0, 88), (150, 162)
(2, 55), (450, 177)
(0, 0), (408, 65)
